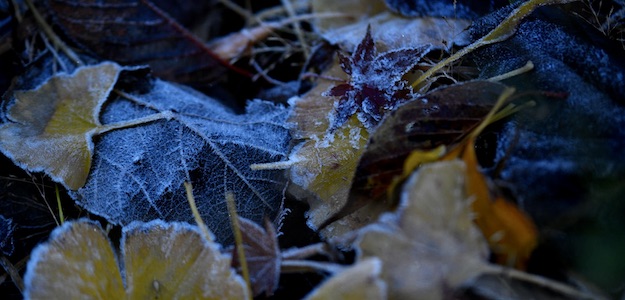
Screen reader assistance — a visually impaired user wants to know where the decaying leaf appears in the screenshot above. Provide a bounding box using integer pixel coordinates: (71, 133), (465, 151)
(232, 217), (281, 297)
(47, 0), (242, 85)
(287, 57), (370, 235)
(457, 138), (538, 269)
(0, 62), (290, 243)
(23, 219), (249, 299)
(355, 161), (489, 299)
(303, 257), (386, 300)
(312, 0), (472, 52)
(319, 81), (508, 230)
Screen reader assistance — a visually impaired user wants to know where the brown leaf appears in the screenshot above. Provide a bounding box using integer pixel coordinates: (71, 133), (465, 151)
(47, 0), (244, 85)
(355, 161), (489, 299)
(320, 81), (508, 228)
(232, 217), (281, 297)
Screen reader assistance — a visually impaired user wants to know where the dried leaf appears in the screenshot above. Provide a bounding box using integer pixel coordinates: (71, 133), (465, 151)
(0, 62), (123, 190)
(23, 219), (249, 299)
(355, 161), (489, 299)
(460, 138), (538, 269)
(232, 217), (281, 297)
(303, 257), (386, 300)
(312, 0), (471, 52)
(47, 0), (241, 85)
(0, 62), (290, 243)
(320, 81), (507, 229)
(287, 60), (373, 235)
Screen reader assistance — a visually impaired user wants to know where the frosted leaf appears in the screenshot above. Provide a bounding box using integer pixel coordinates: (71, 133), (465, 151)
(23, 219), (249, 299)
(76, 78), (290, 243)
(0, 62), (290, 244)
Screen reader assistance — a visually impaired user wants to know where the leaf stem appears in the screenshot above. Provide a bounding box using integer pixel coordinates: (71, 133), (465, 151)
(225, 192), (252, 299)
(410, 0), (574, 90)
(488, 61), (534, 82)
(96, 111), (174, 135)
(55, 184), (64, 225)
(23, 0), (83, 66)
(280, 260), (344, 274)
(481, 263), (602, 300)
(184, 182), (214, 243)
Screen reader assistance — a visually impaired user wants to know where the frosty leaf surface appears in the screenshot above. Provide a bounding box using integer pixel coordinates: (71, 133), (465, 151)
(23, 219), (248, 299)
(0, 62), (122, 190)
(312, 0), (471, 52)
(76, 75), (290, 243)
(123, 220), (248, 299)
(0, 62), (290, 244)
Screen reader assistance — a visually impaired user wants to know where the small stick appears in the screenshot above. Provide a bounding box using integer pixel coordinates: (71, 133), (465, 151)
(184, 182), (213, 242)
(225, 192), (252, 299)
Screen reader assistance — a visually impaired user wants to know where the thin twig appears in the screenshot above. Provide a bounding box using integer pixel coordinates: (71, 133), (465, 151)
(280, 0), (309, 58)
(225, 192), (252, 300)
(184, 182), (214, 243)
(23, 0), (83, 66)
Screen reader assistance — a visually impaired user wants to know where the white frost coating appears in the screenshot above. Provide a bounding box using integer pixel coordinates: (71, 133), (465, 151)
(74, 78), (291, 244)
(348, 126), (364, 149)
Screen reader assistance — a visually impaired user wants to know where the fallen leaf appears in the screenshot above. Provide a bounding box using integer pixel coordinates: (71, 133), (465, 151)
(460, 138), (538, 269)
(47, 0), (243, 85)
(23, 219), (248, 299)
(326, 26), (431, 129)
(0, 62), (290, 243)
(312, 0), (471, 52)
(303, 257), (387, 300)
(320, 81), (507, 229)
(0, 62), (124, 190)
(287, 57), (372, 235)
(354, 161), (596, 299)
(232, 217), (281, 297)
(355, 161), (488, 299)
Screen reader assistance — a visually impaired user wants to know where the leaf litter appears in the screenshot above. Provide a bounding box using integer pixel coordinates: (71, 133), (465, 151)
(23, 219), (249, 299)
(0, 0), (623, 298)
(0, 62), (290, 244)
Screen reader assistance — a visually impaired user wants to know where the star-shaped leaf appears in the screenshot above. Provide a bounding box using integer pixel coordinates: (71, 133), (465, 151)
(326, 25), (431, 129)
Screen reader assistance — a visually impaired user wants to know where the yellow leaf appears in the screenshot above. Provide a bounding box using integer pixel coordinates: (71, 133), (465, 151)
(0, 63), (121, 189)
(304, 258), (386, 300)
(24, 219), (249, 300)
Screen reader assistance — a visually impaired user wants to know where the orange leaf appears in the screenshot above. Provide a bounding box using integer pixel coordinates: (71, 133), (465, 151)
(462, 138), (537, 269)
